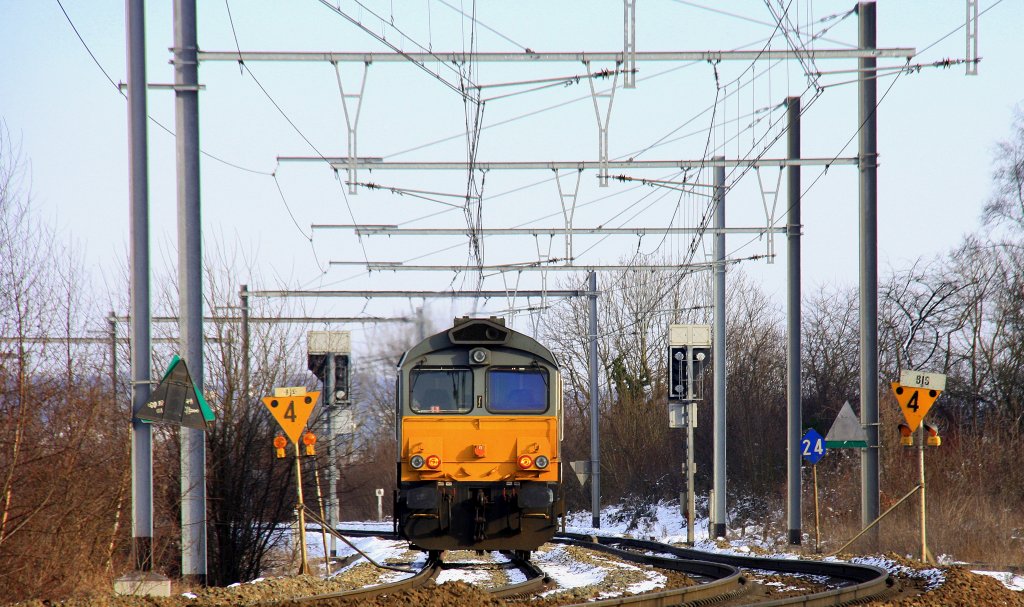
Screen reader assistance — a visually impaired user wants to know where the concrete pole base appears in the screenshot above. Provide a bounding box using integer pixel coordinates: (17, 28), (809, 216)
(114, 571), (172, 597)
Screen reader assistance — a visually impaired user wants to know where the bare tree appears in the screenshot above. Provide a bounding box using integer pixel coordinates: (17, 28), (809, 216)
(541, 258), (712, 506)
(983, 105), (1024, 234)
(0, 122), (131, 599)
(801, 284), (860, 425)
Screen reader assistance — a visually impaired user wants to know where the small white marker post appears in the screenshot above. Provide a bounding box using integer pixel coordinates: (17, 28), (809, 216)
(376, 488), (385, 522)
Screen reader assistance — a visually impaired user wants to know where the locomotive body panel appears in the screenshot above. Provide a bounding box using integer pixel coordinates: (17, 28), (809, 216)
(400, 416), (559, 483)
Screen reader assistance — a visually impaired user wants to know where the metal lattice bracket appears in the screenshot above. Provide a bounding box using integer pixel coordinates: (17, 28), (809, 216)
(532, 234), (553, 301)
(554, 169), (583, 262)
(585, 61), (620, 187)
(756, 166), (784, 263)
(966, 0), (979, 76)
(333, 61), (370, 194)
(623, 0), (637, 88)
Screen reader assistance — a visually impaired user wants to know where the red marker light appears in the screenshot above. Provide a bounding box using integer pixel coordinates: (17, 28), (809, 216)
(518, 455), (533, 469)
(273, 435), (287, 459)
(426, 455), (442, 469)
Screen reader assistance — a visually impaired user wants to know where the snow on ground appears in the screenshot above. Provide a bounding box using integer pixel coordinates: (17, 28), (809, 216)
(971, 570), (1024, 591)
(535, 544), (608, 596)
(271, 504), (1023, 593)
(847, 556), (945, 591)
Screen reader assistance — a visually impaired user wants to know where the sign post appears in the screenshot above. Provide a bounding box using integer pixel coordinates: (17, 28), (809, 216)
(263, 388), (319, 575)
(892, 369), (945, 563)
(800, 428), (826, 553)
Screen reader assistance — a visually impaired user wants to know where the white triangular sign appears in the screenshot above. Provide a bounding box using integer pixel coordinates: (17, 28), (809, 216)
(825, 401), (868, 448)
(570, 460), (591, 485)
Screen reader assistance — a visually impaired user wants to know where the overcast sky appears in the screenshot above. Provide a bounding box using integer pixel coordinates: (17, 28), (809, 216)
(2, 1), (1022, 335)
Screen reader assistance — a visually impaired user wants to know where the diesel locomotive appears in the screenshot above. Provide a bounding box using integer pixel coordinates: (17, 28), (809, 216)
(393, 317), (563, 558)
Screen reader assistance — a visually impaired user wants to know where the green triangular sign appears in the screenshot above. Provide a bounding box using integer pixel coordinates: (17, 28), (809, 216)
(134, 355), (214, 430)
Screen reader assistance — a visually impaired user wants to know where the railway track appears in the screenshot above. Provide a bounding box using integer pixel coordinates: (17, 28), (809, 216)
(283, 526), (551, 604)
(556, 532), (894, 606)
(313, 527), (893, 606)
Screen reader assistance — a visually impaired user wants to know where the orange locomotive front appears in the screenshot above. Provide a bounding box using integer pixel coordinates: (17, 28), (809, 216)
(394, 317), (563, 558)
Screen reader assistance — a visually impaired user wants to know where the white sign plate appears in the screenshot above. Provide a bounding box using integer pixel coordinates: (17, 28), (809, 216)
(825, 401), (868, 448)
(336, 409), (357, 434)
(899, 369), (946, 391)
(570, 460), (591, 486)
(274, 386), (307, 397)
(669, 402), (688, 428)
(668, 323), (712, 346)
(308, 330), (351, 354)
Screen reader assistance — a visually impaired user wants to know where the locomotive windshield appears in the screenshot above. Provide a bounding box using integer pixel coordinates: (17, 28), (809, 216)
(410, 368), (473, 413)
(487, 368), (548, 412)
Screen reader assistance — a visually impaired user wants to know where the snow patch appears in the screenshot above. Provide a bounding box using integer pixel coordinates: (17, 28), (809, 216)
(849, 556), (945, 591)
(972, 570), (1024, 592)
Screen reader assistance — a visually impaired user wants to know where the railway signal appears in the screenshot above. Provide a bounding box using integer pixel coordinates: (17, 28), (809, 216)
(262, 386), (322, 575)
(307, 330), (351, 558)
(891, 369), (946, 564)
(262, 389), (319, 444)
(303, 432), (317, 456)
(891, 383), (940, 432)
(668, 323), (711, 545)
(897, 423), (913, 447)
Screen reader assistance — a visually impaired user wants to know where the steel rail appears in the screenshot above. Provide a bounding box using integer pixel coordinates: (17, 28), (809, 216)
(553, 535), (748, 606)
(490, 553), (554, 598)
(328, 528), (893, 605)
(309, 528), (552, 599)
(558, 533), (895, 607)
(279, 555), (440, 605)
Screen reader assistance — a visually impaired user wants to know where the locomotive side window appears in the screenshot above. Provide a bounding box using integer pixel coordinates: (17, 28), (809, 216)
(410, 369), (473, 413)
(487, 368), (548, 412)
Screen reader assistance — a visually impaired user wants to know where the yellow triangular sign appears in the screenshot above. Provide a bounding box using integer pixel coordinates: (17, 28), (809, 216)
(890, 382), (939, 431)
(263, 391), (319, 444)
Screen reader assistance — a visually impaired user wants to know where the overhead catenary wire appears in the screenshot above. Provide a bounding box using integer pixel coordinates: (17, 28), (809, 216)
(313, 0), (475, 100)
(60, 0), (950, 331)
(434, 0), (530, 52)
(313, 2), (985, 338)
(55, 0), (273, 177)
(270, 2), (929, 307)
(509, 15), (966, 335)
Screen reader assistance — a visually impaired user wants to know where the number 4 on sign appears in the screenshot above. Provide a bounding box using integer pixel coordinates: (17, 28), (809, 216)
(263, 391), (319, 444)
(891, 382), (940, 432)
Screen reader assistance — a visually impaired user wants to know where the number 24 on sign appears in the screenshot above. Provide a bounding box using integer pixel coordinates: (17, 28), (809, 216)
(801, 429), (826, 465)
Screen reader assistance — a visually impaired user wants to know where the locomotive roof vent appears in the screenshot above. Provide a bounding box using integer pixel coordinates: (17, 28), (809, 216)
(449, 317), (510, 344)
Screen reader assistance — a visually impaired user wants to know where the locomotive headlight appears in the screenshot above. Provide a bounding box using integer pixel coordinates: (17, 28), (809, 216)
(410, 454), (425, 469)
(469, 347), (490, 365)
(534, 455), (550, 469)
(426, 454), (442, 469)
(517, 455), (533, 469)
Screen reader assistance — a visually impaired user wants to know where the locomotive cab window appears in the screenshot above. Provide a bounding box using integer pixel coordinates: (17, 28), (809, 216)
(410, 368), (472, 414)
(487, 368), (548, 412)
